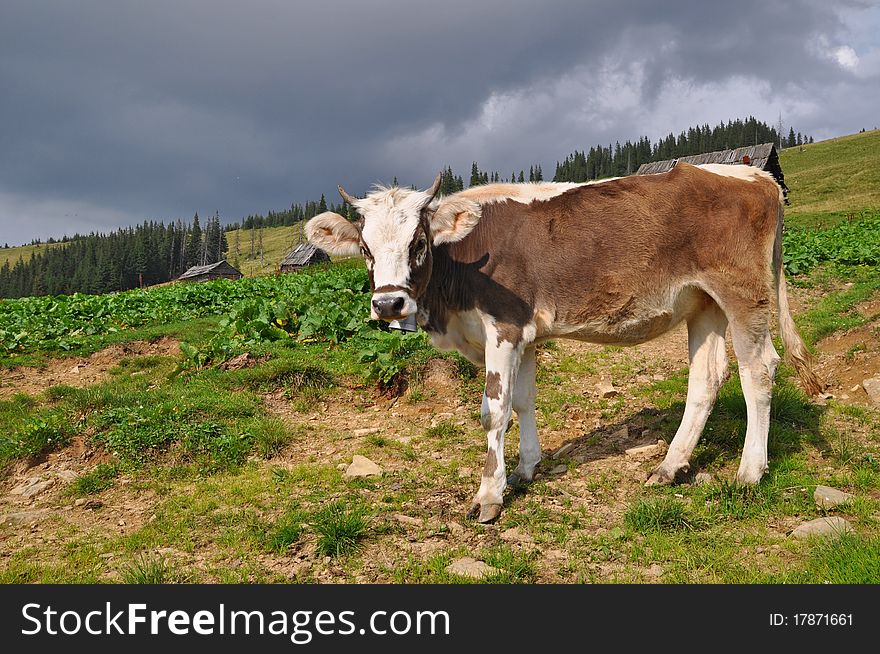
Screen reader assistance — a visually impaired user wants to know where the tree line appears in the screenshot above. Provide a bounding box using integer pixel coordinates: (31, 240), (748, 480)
(1, 115), (812, 298)
(0, 214), (226, 298)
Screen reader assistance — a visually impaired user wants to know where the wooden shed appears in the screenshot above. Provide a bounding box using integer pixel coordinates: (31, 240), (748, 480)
(635, 143), (788, 201)
(177, 260), (243, 282)
(280, 242), (330, 273)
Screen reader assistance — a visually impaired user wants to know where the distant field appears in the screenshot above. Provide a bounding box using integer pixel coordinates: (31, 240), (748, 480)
(0, 241), (66, 270)
(224, 223), (307, 277)
(780, 128), (880, 219)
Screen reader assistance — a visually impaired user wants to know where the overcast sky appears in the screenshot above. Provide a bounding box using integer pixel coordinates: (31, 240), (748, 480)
(1, 0), (878, 246)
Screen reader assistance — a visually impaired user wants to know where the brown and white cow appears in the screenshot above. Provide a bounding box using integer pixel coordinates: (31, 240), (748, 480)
(306, 163), (821, 523)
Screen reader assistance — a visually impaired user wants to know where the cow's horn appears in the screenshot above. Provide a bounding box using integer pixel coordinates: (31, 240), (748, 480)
(337, 184), (358, 205)
(423, 173), (442, 201)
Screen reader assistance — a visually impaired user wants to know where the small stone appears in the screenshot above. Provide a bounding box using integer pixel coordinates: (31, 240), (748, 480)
(625, 442), (663, 459)
(597, 380), (619, 398)
(862, 378), (880, 405)
(117, 520), (126, 526)
(445, 557), (498, 580)
(552, 442), (575, 459)
(611, 425), (629, 440)
(0, 509), (51, 525)
(344, 455), (382, 478)
(694, 472), (714, 485)
(457, 467), (473, 479)
(353, 427), (381, 437)
(74, 498), (86, 507)
(446, 522), (464, 534)
(646, 563), (663, 578)
(547, 464), (568, 476)
(500, 527), (534, 544)
(790, 517), (854, 540)
(849, 384), (862, 393)
(813, 485), (853, 510)
(397, 436), (412, 445)
(393, 514), (424, 527)
(10, 477), (55, 498)
(636, 375), (651, 384)
(55, 470), (78, 482)
(69, 365), (80, 374)
(336, 463), (347, 471)
(652, 373), (665, 381)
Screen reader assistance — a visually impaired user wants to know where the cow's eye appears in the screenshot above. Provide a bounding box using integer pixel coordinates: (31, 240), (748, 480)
(414, 238), (427, 260)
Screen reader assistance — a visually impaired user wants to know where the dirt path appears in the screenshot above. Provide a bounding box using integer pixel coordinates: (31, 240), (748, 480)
(0, 337), (180, 399)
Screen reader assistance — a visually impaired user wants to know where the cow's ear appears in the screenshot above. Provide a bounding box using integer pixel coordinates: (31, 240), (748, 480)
(429, 197), (481, 245)
(305, 212), (361, 256)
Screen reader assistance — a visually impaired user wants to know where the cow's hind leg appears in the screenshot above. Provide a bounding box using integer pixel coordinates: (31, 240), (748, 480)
(647, 299), (729, 485)
(467, 333), (523, 523)
(731, 323), (780, 484)
(508, 345), (540, 486)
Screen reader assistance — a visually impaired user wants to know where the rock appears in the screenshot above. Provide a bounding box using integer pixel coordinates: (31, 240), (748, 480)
(500, 527), (534, 544)
(813, 485), (853, 510)
(0, 509), (51, 525)
(552, 443), (575, 459)
(74, 498), (87, 507)
(446, 522), (464, 534)
(625, 441), (665, 459)
(457, 467), (473, 479)
(694, 472), (714, 485)
(597, 380), (619, 398)
(611, 425), (629, 441)
(790, 517), (854, 540)
(69, 365), (80, 374)
(344, 455), (382, 478)
(546, 464), (568, 476)
(393, 514), (424, 527)
(652, 373), (665, 381)
(55, 470), (78, 483)
(445, 557), (499, 580)
(352, 427), (380, 437)
(862, 378), (880, 405)
(336, 463), (348, 471)
(10, 477), (55, 498)
(646, 563), (664, 578)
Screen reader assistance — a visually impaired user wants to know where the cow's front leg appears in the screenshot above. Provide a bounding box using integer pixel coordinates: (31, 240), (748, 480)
(467, 337), (522, 523)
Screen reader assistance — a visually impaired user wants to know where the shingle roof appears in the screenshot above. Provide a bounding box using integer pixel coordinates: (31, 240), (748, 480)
(281, 243), (329, 267)
(177, 260), (241, 280)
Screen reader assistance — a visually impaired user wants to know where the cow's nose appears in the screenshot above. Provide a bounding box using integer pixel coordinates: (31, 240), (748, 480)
(372, 296), (405, 319)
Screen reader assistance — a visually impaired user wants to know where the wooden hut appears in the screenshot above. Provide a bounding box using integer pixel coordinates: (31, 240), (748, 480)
(177, 260), (243, 282)
(635, 143), (788, 201)
(280, 243), (330, 273)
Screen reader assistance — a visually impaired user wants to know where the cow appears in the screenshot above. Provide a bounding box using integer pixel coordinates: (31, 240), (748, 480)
(305, 163), (822, 523)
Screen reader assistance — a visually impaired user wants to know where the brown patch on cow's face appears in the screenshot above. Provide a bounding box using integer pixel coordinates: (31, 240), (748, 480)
(482, 449), (498, 477)
(485, 371), (502, 400)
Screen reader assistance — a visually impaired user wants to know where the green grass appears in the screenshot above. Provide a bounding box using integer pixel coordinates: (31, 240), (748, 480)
(312, 501), (369, 557)
(69, 463), (120, 496)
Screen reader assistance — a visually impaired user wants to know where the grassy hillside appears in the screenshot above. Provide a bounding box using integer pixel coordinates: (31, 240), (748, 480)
(780, 128), (880, 218)
(224, 223), (308, 277)
(0, 241), (66, 269)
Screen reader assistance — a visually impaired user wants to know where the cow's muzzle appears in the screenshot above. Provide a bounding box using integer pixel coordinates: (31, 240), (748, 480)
(371, 292), (417, 321)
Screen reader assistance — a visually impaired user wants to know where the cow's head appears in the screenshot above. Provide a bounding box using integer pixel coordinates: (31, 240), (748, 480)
(305, 174), (480, 321)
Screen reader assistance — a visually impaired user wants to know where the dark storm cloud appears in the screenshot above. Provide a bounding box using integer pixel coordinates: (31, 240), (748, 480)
(0, 0), (876, 245)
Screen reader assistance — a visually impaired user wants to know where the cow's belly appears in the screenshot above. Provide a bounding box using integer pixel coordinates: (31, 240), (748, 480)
(424, 308), (486, 365)
(550, 284), (708, 346)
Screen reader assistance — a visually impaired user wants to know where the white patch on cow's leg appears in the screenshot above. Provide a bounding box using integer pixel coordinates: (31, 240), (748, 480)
(509, 345), (540, 485)
(734, 330), (780, 484)
(468, 334), (521, 523)
(648, 302), (729, 485)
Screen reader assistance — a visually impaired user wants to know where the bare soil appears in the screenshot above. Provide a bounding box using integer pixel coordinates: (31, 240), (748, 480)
(0, 337), (180, 399)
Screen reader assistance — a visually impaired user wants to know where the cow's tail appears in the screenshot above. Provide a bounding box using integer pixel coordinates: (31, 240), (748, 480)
(772, 199), (823, 396)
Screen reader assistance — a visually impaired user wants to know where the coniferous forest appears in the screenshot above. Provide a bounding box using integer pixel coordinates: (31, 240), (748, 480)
(0, 116), (811, 298)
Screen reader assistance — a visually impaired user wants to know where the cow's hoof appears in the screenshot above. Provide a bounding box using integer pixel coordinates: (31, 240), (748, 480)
(467, 502), (503, 523)
(507, 471), (533, 487)
(735, 466), (767, 485)
(645, 463), (690, 486)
